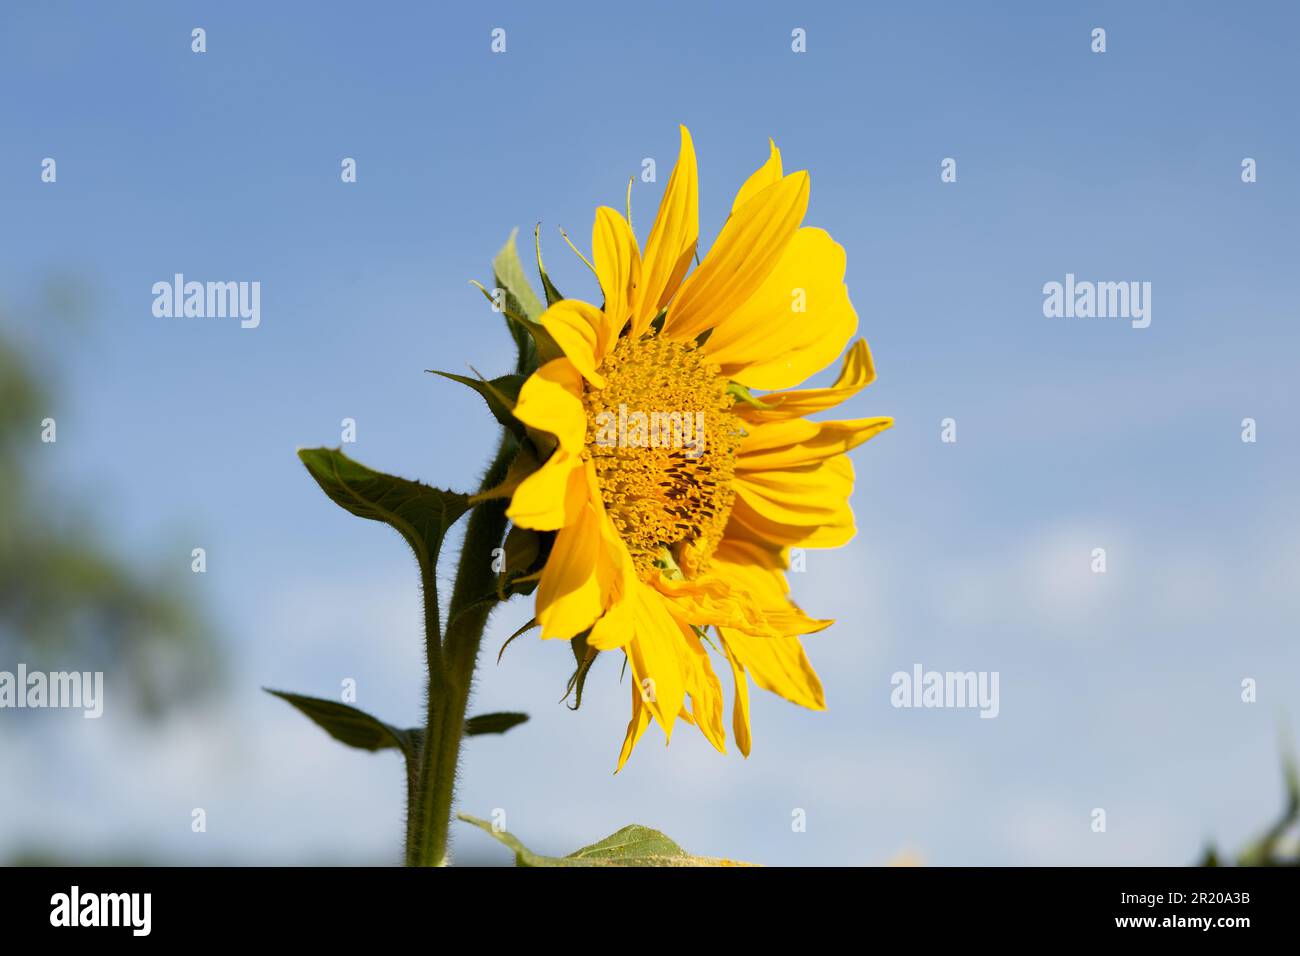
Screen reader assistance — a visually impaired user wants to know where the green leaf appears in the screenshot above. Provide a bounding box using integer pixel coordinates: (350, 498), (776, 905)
(458, 814), (753, 867)
(464, 712), (529, 736)
(428, 370), (525, 437)
(297, 447), (470, 577)
(533, 223), (565, 307)
(266, 689), (412, 757)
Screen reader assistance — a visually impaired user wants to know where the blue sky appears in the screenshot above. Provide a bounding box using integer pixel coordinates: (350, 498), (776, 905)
(2, 0), (1298, 864)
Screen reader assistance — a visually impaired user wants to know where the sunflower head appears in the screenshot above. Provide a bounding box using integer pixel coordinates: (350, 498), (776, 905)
(488, 127), (891, 768)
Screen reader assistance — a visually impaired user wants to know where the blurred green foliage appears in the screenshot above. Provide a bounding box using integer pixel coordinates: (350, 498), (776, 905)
(0, 287), (217, 714)
(1201, 749), (1300, 866)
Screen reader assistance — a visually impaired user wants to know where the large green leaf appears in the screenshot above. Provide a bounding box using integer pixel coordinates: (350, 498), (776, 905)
(464, 712), (529, 736)
(297, 447), (470, 576)
(270, 691), (529, 756)
(266, 690), (413, 756)
(458, 814), (752, 867)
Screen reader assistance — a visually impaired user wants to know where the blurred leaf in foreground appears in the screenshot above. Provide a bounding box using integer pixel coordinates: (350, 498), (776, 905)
(458, 813), (753, 867)
(1201, 745), (1300, 867)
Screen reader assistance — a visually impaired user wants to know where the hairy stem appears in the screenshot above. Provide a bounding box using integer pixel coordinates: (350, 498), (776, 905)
(407, 433), (514, 866)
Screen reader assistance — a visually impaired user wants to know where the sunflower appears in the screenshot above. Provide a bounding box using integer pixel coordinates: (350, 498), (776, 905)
(505, 126), (891, 769)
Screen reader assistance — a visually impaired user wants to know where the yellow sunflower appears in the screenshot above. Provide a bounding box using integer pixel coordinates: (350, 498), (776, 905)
(505, 126), (891, 769)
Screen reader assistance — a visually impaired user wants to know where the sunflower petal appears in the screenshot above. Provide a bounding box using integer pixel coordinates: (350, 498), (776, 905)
(708, 542), (828, 711)
(506, 359), (588, 530)
(710, 539), (832, 638)
(734, 456), (855, 527)
(651, 570), (778, 636)
(593, 206), (642, 343)
(535, 494), (609, 640)
(731, 139), (783, 214)
(632, 125), (698, 335)
(727, 493), (856, 549)
(701, 227), (858, 390)
(504, 447), (586, 531)
(723, 640), (752, 757)
(681, 625), (727, 753)
(615, 678), (652, 772)
(539, 299), (608, 387)
(738, 339), (878, 421)
(719, 628), (826, 711)
(624, 585), (688, 738)
(664, 171), (809, 341)
(737, 417), (894, 472)
(509, 358), (585, 452)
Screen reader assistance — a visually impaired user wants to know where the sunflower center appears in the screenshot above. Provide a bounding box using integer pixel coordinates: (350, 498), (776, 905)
(583, 332), (741, 580)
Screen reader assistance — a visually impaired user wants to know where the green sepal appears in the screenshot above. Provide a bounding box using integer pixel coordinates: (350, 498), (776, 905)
(496, 523), (542, 599)
(490, 229), (562, 374)
(726, 381), (777, 410)
(533, 223), (565, 307)
(497, 617), (538, 664)
(428, 369), (525, 439)
(563, 632), (598, 710)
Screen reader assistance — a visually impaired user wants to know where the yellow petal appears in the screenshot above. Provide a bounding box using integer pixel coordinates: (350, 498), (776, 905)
(539, 299), (608, 388)
(722, 640), (752, 757)
(739, 339), (878, 421)
(650, 571), (772, 635)
(585, 517), (642, 652)
(503, 447), (586, 531)
(719, 628), (826, 711)
(535, 492), (610, 640)
(735, 418), (820, 456)
(592, 206), (641, 342)
(737, 417), (894, 472)
(624, 584), (687, 738)
(664, 170), (809, 341)
(509, 358), (585, 453)
(727, 493), (856, 549)
(700, 227), (858, 390)
(734, 457), (855, 526)
(710, 539), (832, 638)
(731, 139), (783, 214)
(632, 125), (698, 336)
(587, 575), (636, 651)
(709, 544), (828, 712)
(505, 359), (588, 530)
(723, 285), (856, 390)
(681, 625), (726, 754)
(615, 678), (651, 772)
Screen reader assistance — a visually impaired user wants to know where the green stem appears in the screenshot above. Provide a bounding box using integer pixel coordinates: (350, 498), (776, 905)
(407, 433), (514, 866)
